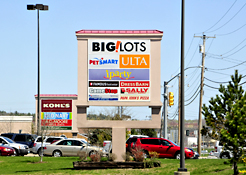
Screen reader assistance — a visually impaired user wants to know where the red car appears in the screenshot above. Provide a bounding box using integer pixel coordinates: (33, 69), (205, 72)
(133, 137), (194, 159)
(0, 145), (15, 156)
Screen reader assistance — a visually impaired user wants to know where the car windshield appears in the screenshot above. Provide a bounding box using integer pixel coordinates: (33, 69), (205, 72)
(81, 140), (90, 146)
(4, 137), (15, 143)
(169, 140), (179, 146)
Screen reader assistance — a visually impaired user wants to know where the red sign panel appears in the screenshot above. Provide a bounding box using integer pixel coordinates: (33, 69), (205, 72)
(41, 119), (72, 127)
(41, 100), (72, 112)
(120, 81), (150, 87)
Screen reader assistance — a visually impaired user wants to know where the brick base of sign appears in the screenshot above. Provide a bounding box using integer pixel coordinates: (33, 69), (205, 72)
(73, 161), (144, 169)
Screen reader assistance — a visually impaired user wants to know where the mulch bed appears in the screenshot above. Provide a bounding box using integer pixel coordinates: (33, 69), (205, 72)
(73, 161), (144, 169)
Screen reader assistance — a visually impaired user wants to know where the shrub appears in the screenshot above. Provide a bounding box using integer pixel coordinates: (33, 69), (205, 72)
(144, 151), (161, 168)
(144, 159), (161, 168)
(122, 152), (133, 161)
(90, 153), (101, 162)
(131, 145), (145, 162)
(77, 151), (89, 162)
(108, 153), (117, 161)
(149, 151), (160, 159)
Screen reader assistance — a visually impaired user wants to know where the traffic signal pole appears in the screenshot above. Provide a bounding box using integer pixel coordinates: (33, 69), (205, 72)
(162, 66), (202, 141)
(163, 81), (168, 138)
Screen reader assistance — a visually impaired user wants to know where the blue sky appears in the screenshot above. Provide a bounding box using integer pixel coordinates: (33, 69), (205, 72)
(1, 0), (246, 121)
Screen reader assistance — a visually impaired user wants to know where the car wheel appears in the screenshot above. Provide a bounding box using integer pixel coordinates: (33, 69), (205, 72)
(221, 152), (230, 159)
(143, 150), (149, 159)
(89, 151), (97, 156)
(0, 151), (2, 156)
(14, 149), (19, 156)
(175, 152), (181, 159)
(53, 150), (62, 157)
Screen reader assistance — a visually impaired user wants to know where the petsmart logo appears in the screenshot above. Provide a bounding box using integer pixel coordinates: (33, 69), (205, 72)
(89, 57), (118, 65)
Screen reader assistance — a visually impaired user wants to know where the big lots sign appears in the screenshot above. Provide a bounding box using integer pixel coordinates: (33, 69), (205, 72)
(41, 100), (72, 130)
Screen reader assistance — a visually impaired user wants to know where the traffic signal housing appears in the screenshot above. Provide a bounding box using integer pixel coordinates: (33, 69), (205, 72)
(169, 92), (174, 106)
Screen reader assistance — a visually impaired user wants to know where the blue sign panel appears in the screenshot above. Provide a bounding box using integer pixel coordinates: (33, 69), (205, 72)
(41, 112), (72, 120)
(89, 69), (149, 81)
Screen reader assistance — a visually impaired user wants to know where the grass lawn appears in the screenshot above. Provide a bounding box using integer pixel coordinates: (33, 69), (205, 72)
(0, 156), (246, 175)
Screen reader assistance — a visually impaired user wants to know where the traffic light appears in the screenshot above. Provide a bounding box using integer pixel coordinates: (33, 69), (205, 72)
(169, 92), (174, 106)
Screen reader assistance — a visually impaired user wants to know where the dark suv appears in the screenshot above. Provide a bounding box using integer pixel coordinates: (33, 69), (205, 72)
(1, 133), (37, 149)
(133, 137), (194, 159)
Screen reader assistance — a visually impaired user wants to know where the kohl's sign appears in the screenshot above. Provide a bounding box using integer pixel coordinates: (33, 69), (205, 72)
(41, 100), (72, 112)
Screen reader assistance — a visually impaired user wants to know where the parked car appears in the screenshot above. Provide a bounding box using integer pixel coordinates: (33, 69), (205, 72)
(214, 141), (232, 159)
(1, 133), (36, 149)
(213, 141), (246, 159)
(126, 135), (149, 153)
(133, 137), (194, 159)
(103, 135), (149, 153)
(0, 136), (29, 156)
(188, 148), (199, 159)
(0, 145), (15, 156)
(31, 136), (65, 156)
(43, 138), (107, 157)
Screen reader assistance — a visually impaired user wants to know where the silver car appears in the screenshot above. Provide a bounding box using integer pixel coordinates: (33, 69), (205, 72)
(31, 136), (65, 156)
(43, 138), (107, 157)
(0, 136), (29, 156)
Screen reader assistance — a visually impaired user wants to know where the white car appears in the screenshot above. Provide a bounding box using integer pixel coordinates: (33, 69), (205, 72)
(43, 138), (107, 157)
(31, 136), (65, 156)
(0, 136), (29, 156)
(214, 141), (234, 159)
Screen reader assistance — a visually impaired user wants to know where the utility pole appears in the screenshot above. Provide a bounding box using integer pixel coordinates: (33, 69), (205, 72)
(194, 34), (215, 156)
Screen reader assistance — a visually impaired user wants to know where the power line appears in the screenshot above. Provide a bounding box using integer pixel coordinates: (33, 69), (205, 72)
(203, 0), (237, 33)
(185, 84), (201, 102)
(204, 84), (220, 89)
(239, 81), (246, 85)
(206, 1), (246, 33)
(205, 60), (246, 71)
(206, 69), (231, 76)
(222, 43), (246, 58)
(184, 90), (200, 106)
(204, 77), (230, 84)
(206, 54), (244, 64)
(217, 22), (246, 36)
(222, 38), (246, 55)
(168, 107), (178, 119)
(186, 38), (201, 68)
(185, 69), (200, 89)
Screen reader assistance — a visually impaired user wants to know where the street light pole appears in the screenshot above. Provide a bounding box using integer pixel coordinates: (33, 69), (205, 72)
(179, 0), (186, 171)
(27, 4), (48, 135)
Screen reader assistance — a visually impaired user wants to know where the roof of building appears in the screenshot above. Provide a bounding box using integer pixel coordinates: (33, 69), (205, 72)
(34, 94), (78, 97)
(76, 30), (163, 34)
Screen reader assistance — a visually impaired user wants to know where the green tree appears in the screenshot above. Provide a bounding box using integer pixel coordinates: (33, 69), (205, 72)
(202, 70), (245, 175)
(140, 129), (157, 137)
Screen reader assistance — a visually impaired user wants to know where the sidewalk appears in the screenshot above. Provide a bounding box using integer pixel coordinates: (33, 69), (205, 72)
(24, 153), (39, 157)
(199, 156), (218, 159)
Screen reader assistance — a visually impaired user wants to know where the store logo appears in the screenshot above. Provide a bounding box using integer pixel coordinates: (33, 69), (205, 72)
(104, 70), (133, 80)
(121, 88), (149, 94)
(119, 54), (150, 68)
(43, 103), (70, 108)
(92, 41), (146, 52)
(89, 57), (118, 65)
(89, 88), (118, 94)
(89, 81), (119, 87)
